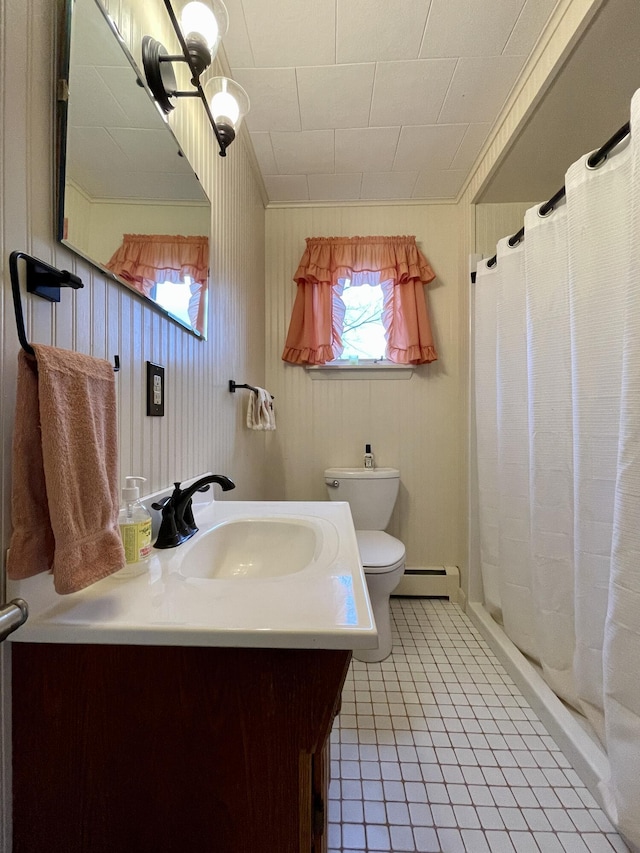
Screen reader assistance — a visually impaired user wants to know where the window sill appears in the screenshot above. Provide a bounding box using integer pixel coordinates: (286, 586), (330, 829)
(305, 361), (414, 380)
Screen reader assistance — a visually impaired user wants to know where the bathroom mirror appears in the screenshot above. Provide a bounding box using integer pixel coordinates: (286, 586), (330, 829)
(57, 0), (211, 337)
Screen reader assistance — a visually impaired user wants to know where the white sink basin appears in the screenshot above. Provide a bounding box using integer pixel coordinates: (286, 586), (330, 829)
(180, 517), (322, 579)
(7, 488), (377, 651)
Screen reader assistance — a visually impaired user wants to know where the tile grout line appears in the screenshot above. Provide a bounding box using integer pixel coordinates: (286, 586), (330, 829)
(327, 598), (629, 853)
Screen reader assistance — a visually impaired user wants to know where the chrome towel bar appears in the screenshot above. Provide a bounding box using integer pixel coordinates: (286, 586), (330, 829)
(0, 599), (28, 643)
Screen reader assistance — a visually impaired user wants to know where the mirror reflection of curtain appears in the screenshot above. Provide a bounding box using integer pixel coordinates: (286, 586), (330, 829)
(106, 234), (209, 334)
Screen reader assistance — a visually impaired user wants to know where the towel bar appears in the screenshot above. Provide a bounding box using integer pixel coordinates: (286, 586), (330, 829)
(10, 251), (120, 371)
(0, 599), (28, 643)
(228, 380), (274, 399)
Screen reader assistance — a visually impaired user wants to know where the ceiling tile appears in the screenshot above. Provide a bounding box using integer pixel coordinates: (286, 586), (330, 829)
(72, 67), (129, 128)
(335, 127), (400, 172)
(503, 0), (558, 55)
(412, 170), (466, 198)
(307, 173), (363, 200)
(220, 0), (255, 67)
(449, 123), (492, 171)
(240, 0), (335, 67)
(336, 0), (432, 63)
(296, 65), (375, 131)
(96, 68), (162, 130)
(263, 175), (310, 202)
(79, 170), (202, 201)
(360, 171), (419, 200)
(420, 0), (526, 58)
(68, 126), (127, 177)
(438, 56), (526, 124)
(370, 59), (457, 126)
(249, 132), (278, 174)
(233, 68), (301, 132)
(109, 128), (192, 173)
(270, 130), (335, 174)
(393, 124), (467, 171)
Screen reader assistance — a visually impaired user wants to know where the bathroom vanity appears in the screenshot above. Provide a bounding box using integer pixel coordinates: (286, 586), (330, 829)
(8, 499), (376, 853)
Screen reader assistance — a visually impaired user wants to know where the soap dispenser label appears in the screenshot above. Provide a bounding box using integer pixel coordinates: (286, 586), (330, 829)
(119, 519), (152, 564)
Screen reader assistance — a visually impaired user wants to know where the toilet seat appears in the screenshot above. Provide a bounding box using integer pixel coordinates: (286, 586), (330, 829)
(355, 530), (405, 574)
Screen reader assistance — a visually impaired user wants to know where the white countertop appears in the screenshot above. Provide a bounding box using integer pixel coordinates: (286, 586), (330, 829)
(7, 497), (377, 651)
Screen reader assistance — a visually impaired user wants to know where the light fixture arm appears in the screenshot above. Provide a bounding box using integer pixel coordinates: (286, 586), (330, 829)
(160, 0), (228, 156)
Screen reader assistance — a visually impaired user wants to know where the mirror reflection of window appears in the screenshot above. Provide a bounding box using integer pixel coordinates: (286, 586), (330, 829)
(105, 234), (209, 335)
(152, 278), (194, 328)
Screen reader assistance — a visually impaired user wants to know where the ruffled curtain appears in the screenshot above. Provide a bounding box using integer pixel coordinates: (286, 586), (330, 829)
(281, 235), (438, 365)
(106, 234), (209, 334)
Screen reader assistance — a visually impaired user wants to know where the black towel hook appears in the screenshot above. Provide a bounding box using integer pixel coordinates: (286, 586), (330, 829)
(9, 251), (120, 372)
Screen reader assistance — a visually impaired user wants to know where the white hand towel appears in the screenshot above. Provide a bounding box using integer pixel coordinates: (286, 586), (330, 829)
(246, 387), (276, 430)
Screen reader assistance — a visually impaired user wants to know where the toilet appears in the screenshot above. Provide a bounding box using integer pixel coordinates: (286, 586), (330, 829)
(324, 467), (405, 662)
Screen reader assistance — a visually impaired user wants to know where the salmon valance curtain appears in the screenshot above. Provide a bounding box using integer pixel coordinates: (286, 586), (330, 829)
(281, 235), (438, 365)
(106, 234), (209, 334)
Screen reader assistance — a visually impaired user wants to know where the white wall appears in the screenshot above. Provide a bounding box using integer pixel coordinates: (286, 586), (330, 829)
(265, 204), (467, 576)
(0, 0), (266, 848)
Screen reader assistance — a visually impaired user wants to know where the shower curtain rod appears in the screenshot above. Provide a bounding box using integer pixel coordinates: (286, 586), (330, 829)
(485, 120), (631, 269)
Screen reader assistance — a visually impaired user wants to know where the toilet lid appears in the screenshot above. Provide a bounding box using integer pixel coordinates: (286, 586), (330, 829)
(356, 531), (405, 573)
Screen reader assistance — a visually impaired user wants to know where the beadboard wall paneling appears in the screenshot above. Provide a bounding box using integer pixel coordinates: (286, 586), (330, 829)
(1, 0), (265, 846)
(264, 205), (466, 575)
(475, 202), (537, 259)
(462, 0), (604, 208)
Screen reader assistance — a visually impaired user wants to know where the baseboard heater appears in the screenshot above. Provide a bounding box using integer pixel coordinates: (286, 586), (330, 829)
(393, 565), (460, 602)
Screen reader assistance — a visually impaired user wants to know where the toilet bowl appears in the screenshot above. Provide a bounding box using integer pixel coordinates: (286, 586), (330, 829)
(324, 468), (406, 662)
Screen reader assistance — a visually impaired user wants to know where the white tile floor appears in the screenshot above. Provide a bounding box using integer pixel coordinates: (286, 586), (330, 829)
(328, 599), (630, 853)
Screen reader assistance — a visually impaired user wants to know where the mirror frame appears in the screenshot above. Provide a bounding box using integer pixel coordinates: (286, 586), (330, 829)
(56, 0), (211, 338)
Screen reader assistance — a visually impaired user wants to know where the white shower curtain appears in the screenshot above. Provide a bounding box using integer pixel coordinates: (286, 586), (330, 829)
(473, 88), (640, 849)
(525, 203), (579, 709)
(568, 138), (631, 744)
(601, 91), (640, 847)
(474, 259), (501, 619)
(495, 238), (538, 661)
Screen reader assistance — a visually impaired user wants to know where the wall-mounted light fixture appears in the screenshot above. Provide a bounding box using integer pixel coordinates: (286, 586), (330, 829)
(142, 0), (250, 157)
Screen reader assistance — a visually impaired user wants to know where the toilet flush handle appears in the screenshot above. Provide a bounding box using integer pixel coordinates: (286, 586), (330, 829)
(327, 479), (340, 488)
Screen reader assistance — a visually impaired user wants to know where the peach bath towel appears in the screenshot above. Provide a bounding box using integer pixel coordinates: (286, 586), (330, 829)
(7, 346), (125, 593)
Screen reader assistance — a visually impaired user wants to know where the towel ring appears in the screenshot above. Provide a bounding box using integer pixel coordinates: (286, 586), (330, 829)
(10, 251), (120, 372)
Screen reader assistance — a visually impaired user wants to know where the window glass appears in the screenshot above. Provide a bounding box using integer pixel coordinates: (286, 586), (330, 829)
(333, 277), (387, 361)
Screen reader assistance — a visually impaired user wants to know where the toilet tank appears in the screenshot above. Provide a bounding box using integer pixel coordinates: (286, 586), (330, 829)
(324, 468), (400, 530)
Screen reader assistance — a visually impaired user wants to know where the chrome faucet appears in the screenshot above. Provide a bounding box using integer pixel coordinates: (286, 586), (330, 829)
(152, 474), (235, 549)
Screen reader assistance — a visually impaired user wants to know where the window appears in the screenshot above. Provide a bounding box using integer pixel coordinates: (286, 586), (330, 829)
(333, 277), (387, 362)
(282, 235), (438, 368)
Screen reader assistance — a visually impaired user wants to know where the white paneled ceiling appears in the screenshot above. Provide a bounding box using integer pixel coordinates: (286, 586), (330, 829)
(222, 0), (560, 204)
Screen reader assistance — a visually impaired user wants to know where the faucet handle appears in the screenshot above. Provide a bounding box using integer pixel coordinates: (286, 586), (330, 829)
(151, 496), (172, 512)
(151, 498), (184, 548)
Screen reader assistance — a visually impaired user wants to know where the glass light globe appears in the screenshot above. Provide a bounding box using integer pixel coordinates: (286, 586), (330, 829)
(205, 77), (250, 129)
(210, 90), (239, 125)
(180, 0), (228, 52)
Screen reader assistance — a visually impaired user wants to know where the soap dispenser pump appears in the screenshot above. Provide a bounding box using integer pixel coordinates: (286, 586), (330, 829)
(117, 476), (152, 575)
(364, 444), (375, 469)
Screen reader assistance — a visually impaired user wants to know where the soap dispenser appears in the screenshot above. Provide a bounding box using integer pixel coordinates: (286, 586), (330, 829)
(364, 444), (375, 469)
(117, 476), (152, 576)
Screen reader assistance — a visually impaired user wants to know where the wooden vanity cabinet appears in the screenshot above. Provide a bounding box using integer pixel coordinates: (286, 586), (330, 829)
(11, 643), (351, 853)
